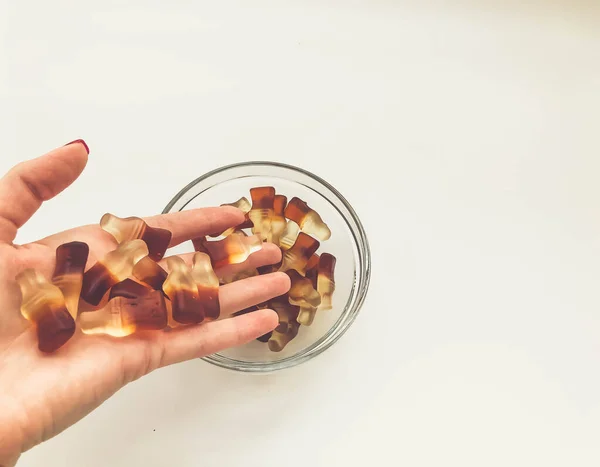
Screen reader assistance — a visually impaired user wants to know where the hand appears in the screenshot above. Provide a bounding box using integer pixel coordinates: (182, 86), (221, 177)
(0, 142), (289, 466)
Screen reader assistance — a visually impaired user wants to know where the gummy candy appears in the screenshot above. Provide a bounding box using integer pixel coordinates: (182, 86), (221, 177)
(287, 270), (321, 309)
(81, 240), (149, 306)
(100, 213), (172, 261)
(216, 197), (254, 237)
(296, 306), (317, 326)
(305, 253), (320, 289)
(16, 269), (75, 353)
(249, 187), (275, 242)
(132, 256), (168, 291)
(52, 241), (89, 318)
(317, 253), (336, 311)
(284, 197), (331, 241)
(270, 195), (287, 246)
(190, 252), (220, 320)
(279, 221), (300, 251)
(279, 232), (320, 275)
(79, 278), (168, 337)
(268, 296), (300, 352)
(162, 256), (204, 325)
(193, 233), (262, 269)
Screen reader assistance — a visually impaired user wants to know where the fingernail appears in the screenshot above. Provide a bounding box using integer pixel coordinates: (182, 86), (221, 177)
(64, 139), (90, 155)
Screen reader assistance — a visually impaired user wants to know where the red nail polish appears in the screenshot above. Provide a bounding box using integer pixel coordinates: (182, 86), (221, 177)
(64, 139), (90, 155)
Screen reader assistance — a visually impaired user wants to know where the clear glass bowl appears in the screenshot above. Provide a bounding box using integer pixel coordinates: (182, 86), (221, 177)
(163, 162), (370, 372)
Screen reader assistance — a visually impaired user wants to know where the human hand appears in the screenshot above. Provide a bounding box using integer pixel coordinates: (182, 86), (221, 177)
(0, 141), (289, 466)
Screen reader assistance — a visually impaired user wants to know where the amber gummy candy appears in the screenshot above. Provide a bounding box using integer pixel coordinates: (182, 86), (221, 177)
(284, 197), (331, 241)
(279, 232), (320, 275)
(279, 220), (300, 251)
(224, 197), (251, 213)
(317, 253), (336, 311)
(81, 239), (149, 306)
(268, 296), (300, 352)
(220, 267), (259, 285)
(193, 233), (262, 269)
(249, 186), (275, 242)
(270, 195), (287, 245)
(296, 306), (317, 326)
(16, 269), (76, 353)
(79, 279), (167, 337)
(100, 213), (172, 261)
(287, 268), (321, 327)
(132, 256), (168, 291)
(162, 256), (204, 325)
(52, 241), (89, 319)
(191, 252), (220, 320)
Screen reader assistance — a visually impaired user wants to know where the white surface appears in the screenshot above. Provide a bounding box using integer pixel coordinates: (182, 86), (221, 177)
(1, 1), (600, 466)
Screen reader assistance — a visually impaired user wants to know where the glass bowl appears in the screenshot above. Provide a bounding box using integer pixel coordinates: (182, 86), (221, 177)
(163, 162), (370, 372)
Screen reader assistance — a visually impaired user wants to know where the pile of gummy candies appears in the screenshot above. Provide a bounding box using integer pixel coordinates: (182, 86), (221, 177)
(16, 186), (336, 354)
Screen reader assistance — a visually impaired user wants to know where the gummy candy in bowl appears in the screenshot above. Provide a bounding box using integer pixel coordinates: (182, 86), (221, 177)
(163, 162), (371, 372)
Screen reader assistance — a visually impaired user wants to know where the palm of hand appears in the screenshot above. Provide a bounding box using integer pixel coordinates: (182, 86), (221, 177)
(0, 143), (287, 465)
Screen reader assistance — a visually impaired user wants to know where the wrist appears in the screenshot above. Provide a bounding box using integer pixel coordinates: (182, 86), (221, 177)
(0, 455), (20, 467)
(0, 430), (21, 467)
(0, 399), (23, 467)
(0, 444), (20, 467)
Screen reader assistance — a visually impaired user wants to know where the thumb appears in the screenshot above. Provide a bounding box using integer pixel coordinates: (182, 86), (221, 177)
(0, 140), (89, 243)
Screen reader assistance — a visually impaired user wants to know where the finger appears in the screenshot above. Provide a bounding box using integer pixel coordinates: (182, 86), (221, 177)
(219, 272), (290, 317)
(156, 308), (279, 367)
(0, 141), (89, 243)
(162, 242), (282, 279)
(143, 207), (244, 247)
(32, 205), (245, 262)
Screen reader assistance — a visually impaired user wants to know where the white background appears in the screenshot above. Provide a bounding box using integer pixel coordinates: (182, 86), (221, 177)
(1, 1), (600, 466)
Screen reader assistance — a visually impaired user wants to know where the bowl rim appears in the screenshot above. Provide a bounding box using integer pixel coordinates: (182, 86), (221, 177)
(163, 161), (371, 373)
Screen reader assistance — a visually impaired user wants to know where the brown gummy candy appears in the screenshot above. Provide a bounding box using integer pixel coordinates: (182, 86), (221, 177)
(52, 241), (89, 319)
(109, 278), (150, 300)
(16, 269), (76, 353)
(132, 256), (168, 291)
(284, 197), (331, 241)
(256, 264), (278, 275)
(279, 232), (320, 275)
(317, 253), (336, 311)
(193, 233), (262, 269)
(270, 195), (287, 246)
(162, 256), (205, 325)
(100, 213), (172, 261)
(249, 187), (275, 242)
(268, 296), (300, 352)
(192, 236), (209, 255)
(79, 279), (167, 337)
(256, 331), (273, 343)
(305, 253), (320, 289)
(287, 270), (321, 309)
(80, 239), (149, 306)
(191, 252), (220, 320)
